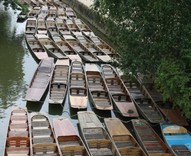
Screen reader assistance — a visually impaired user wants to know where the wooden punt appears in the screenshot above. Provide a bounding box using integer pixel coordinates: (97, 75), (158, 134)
(55, 18), (71, 37)
(74, 32), (91, 44)
(65, 6), (77, 19)
(77, 111), (119, 156)
(47, 5), (57, 18)
(161, 123), (191, 156)
(25, 57), (54, 102)
(27, 6), (41, 18)
(85, 64), (113, 110)
(52, 35), (82, 62)
(38, 6), (49, 19)
(131, 119), (173, 156)
(49, 59), (70, 105)
(46, 17), (58, 39)
(30, 112), (61, 156)
(123, 75), (165, 123)
(53, 117), (90, 156)
(25, 17), (37, 35)
(25, 34), (48, 60)
(37, 18), (47, 35)
(36, 34), (68, 59)
(101, 64), (138, 117)
(136, 73), (188, 126)
(67, 38), (99, 63)
(69, 61), (88, 109)
(66, 19), (81, 37)
(81, 42), (112, 63)
(104, 118), (146, 156)
(57, 7), (67, 20)
(4, 107), (30, 156)
(87, 35), (118, 58)
(74, 18), (95, 37)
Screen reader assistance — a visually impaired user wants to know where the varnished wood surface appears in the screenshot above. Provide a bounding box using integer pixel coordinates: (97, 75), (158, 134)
(4, 107), (30, 156)
(101, 64), (138, 117)
(25, 57), (54, 102)
(132, 119), (173, 156)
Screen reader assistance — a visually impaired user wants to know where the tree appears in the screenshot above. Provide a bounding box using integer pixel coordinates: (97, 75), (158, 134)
(94, 0), (191, 117)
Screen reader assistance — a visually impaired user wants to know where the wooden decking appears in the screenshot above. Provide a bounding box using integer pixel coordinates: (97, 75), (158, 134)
(49, 59), (70, 105)
(132, 119), (173, 156)
(4, 108), (30, 156)
(30, 113), (61, 155)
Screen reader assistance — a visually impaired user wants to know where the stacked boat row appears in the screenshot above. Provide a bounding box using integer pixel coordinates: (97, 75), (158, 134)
(4, 107), (191, 156)
(25, 3), (119, 63)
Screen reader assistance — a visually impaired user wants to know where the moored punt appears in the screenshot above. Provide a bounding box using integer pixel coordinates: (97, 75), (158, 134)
(69, 61), (88, 109)
(25, 34), (48, 60)
(68, 38), (99, 63)
(66, 19), (81, 36)
(53, 118), (90, 156)
(25, 57), (54, 102)
(77, 111), (119, 156)
(25, 17), (37, 35)
(30, 112), (61, 156)
(49, 59), (70, 105)
(65, 6), (77, 19)
(81, 42), (112, 63)
(123, 75), (165, 123)
(4, 107), (30, 156)
(27, 6), (41, 18)
(57, 7), (67, 20)
(52, 35), (82, 62)
(47, 5), (57, 18)
(38, 6), (49, 19)
(46, 17), (58, 39)
(36, 34), (68, 59)
(136, 73), (188, 126)
(131, 119), (173, 156)
(74, 18), (95, 37)
(161, 123), (191, 156)
(101, 64), (138, 117)
(87, 35), (118, 58)
(85, 64), (113, 110)
(36, 18), (47, 35)
(55, 18), (71, 36)
(104, 118), (146, 156)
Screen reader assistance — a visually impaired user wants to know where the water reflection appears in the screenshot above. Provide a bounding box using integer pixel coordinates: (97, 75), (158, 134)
(0, 3), (25, 111)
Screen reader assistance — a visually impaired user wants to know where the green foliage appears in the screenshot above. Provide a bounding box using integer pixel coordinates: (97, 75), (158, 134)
(94, 0), (191, 117)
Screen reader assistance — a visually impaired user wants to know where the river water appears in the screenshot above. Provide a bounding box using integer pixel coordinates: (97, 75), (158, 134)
(0, 2), (118, 155)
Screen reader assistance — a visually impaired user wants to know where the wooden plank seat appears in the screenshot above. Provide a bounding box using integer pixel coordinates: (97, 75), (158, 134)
(32, 137), (54, 144)
(8, 131), (28, 137)
(112, 93), (130, 102)
(9, 123), (28, 131)
(51, 83), (67, 90)
(5, 147), (29, 156)
(115, 141), (135, 148)
(60, 145), (85, 156)
(33, 143), (58, 155)
(32, 128), (52, 136)
(89, 148), (112, 156)
(87, 139), (111, 149)
(70, 87), (87, 96)
(6, 136), (29, 147)
(118, 147), (143, 156)
(32, 121), (49, 128)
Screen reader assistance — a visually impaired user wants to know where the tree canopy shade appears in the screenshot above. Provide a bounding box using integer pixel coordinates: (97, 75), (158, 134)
(93, 0), (191, 118)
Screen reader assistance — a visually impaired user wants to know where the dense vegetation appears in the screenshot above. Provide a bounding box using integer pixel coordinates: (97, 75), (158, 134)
(0, 0), (29, 13)
(94, 0), (191, 118)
